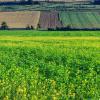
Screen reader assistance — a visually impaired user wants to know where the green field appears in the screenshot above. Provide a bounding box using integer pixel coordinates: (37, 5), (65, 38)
(0, 3), (100, 11)
(0, 31), (100, 99)
(60, 11), (100, 28)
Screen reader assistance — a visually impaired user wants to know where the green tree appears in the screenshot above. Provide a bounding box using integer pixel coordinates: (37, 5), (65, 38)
(30, 25), (34, 30)
(1, 21), (9, 30)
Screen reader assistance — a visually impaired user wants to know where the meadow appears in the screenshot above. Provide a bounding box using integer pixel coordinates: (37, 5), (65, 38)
(0, 31), (100, 100)
(60, 11), (100, 28)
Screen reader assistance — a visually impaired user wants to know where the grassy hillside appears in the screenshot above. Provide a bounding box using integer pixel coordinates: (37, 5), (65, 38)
(0, 3), (100, 11)
(0, 31), (100, 99)
(60, 11), (100, 29)
(1, 11), (100, 29)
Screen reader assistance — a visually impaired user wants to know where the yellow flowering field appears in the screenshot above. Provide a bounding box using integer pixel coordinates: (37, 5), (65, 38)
(0, 31), (100, 100)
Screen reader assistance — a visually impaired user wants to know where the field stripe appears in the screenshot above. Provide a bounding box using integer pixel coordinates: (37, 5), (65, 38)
(0, 36), (99, 41)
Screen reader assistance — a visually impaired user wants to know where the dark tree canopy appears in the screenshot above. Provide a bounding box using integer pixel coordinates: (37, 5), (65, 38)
(1, 21), (9, 30)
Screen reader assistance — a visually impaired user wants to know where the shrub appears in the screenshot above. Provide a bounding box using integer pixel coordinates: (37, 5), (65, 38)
(26, 25), (31, 30)
(30, 25), (34, 30)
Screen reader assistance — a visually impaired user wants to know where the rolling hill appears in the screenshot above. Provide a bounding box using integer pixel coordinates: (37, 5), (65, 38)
(0, 11), (40, 29)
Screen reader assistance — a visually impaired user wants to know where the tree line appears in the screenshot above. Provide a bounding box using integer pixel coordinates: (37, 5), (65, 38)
(0, 21), (72, 30)
(0, 22), (34, 30)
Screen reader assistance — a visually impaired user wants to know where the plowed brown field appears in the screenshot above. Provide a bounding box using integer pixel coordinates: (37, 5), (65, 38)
(0, 11), (40, 29)
(38, 11), (62, 30)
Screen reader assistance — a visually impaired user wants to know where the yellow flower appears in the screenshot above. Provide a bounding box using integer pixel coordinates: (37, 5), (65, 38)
(56, 92), (60, 96)
(50, 80), (56, 86)
(53, 96), (57, 100)
(4, 96), (9, 100)
(17, 86), (24, 93)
